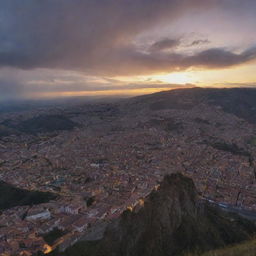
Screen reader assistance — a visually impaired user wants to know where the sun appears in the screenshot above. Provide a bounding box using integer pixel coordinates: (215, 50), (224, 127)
(154, 72), (195, 85)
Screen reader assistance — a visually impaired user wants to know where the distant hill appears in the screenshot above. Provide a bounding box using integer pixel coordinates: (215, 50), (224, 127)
(17, 114), (77, 134)
(127, 87), (256, 124)
(0, 114), (77, 136)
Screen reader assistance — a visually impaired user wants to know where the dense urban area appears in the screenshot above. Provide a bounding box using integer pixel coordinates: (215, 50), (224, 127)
(1, 88), (256, 255)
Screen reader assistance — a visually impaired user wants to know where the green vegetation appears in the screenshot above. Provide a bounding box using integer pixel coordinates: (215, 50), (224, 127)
(186, 238), (256, 256)
(1, 114), (77, 136)
(248, 136), (256, 147)
(0, 124), (13, 138)
(86, 196), (95, 207)
(17, 115), (77, 134)
(0, 181), (57, 210)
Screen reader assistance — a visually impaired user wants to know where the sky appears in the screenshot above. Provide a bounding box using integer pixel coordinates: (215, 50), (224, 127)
(0, 0), (256, 101)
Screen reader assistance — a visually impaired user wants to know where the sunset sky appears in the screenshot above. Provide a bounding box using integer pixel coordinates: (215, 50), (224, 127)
(0, 0), (256, 101)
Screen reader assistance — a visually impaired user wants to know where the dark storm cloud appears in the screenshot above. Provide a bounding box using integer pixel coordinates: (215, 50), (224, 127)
(149, 38), (180, 52)
(190, 39), (210, 46)
(0, 0), (216, 73)
(0, 0), (255, 76)
(188, 47), (256, 68)
(94, 46), (256, 75)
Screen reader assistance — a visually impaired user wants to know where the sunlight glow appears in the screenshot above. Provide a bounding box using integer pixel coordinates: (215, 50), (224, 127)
(114, 72), (196, 85)
(152, 72), (195, 85)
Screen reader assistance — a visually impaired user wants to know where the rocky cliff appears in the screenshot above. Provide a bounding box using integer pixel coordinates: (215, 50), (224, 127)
(50, 174), (256, 256)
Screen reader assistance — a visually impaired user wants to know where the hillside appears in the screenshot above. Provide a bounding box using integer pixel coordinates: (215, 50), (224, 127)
(126, 88), (256, 124)
(191, 239), (256, 256)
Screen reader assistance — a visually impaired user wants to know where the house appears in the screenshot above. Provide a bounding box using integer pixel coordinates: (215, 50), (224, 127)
(72, 217), (88, 233)
(38, 219), (60, 235)
(58, 216), (77, 231)
(17, 223), (29, 233)
(58, 234), (81, 252)
(60, 204), (82, 215)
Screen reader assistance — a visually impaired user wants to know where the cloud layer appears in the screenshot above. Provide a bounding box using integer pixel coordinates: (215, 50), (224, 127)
(2, 0), (255, 76)
(0, 0), (256, 100)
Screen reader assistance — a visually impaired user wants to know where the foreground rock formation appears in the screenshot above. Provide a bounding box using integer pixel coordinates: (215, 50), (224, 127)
(50, 174), (256, 256)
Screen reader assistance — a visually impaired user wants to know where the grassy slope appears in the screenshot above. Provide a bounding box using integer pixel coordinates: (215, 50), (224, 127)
(187, 238), (256, 256)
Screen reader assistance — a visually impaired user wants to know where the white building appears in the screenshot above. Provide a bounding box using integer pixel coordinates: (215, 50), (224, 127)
(26, 209), (51, 221)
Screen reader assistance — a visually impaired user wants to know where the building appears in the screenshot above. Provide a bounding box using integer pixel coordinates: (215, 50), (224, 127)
(26, 209), (51, 221)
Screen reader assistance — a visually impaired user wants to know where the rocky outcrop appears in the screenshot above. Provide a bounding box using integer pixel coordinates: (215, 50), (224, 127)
(50, 174), (256, 256)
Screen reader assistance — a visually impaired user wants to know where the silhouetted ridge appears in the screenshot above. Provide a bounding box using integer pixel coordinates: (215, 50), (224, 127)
(129, 88), (256, 124)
